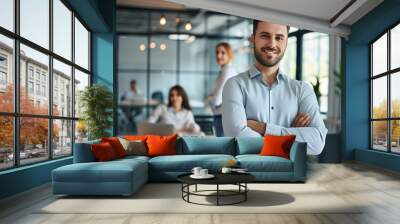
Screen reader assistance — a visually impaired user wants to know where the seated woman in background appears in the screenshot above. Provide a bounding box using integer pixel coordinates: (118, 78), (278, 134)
(148, 85), (203, 136)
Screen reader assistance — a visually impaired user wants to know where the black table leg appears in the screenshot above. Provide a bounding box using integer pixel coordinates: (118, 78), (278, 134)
(245, 183), (247, 201)
(195, 184), (197, 192)
(217, 184), (219, 206)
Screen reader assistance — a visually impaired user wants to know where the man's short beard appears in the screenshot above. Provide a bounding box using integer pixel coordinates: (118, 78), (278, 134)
(254, 46), (284, 68)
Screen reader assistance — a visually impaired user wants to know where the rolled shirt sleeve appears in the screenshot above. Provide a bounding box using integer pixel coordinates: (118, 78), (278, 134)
(222, 78), (261, 137)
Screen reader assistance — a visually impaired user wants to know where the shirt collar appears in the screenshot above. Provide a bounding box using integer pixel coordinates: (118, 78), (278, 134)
(248, 64), (286, 84)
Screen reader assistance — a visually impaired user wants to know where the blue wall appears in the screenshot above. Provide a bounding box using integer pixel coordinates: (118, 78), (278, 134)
(0, 158), (72, 199)
(0, 0), (116, 200)
(344, 0), (400, 171)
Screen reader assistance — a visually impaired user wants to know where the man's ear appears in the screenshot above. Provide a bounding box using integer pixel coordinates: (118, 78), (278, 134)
(250, 33), (255, 44)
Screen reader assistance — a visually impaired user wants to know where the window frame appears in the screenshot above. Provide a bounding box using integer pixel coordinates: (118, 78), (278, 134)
(369, 20), (400, 154)
(0, 0), (92, 171)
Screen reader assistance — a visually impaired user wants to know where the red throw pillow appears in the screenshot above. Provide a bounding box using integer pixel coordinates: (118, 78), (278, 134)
(146, 134), (178, 157)
(101, 137), (127, 158)
(91, 142), (117, 162)
(260, 135), (296, 159)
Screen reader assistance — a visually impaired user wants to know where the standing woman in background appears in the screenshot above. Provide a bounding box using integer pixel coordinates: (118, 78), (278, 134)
(205, 42), (237, 137)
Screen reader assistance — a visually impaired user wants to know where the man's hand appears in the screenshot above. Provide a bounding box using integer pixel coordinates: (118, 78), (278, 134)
(291, 112), (311, 127)
(247, 120), (266, 135)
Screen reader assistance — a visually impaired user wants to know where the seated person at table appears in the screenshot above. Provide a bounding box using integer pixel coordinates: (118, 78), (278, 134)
(119, 80), (144, 127)
(148, 85), (203, 136)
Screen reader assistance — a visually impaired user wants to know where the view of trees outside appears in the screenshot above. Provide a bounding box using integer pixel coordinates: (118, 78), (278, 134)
(0, 0), (90, 170)
(371, 25), (400, 153)
(0, 85), (64, 168)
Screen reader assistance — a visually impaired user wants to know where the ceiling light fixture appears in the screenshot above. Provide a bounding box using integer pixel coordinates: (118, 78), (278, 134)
(160, 43), (167, 51)
(149, 42), (157, 49)
(168, 34), (190, 41)
(139, 44), (146, 52)
(184, 22), (192, 31)
(160, 15), (166, 26)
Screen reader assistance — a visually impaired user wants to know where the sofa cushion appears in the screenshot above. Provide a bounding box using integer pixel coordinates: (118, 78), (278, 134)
(91, 142), (118, 162)
(236, 155), (293, 172)
(177, 137), (235, 155)
(260, 135), (296, 159)
(118, 138), (147, 156)
(149, 154), (235, 172)
(53, 158), (147, 183)
(147, 134), (178, 157)
(73, 140), (100, 163)
(236, 137), (264, 155)
(101, 137), (127, 158)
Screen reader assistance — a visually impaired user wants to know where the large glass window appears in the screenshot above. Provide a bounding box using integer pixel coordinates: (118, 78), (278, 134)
(0, 35), (14, 113)
(53, 59), (72, 117)
(280, 36), (297, 79)
(0, 1), (91, 170)
(0, 0), (14, 32)
(370, 23), (400, 153)
(53, 0), (72, 60)
(302, 32), (329, 114)
(74, 17), (89, 70)
(74, 69), (89, 119)
(20, 44), (49, 115)
(0, 116), (13, 169)
(20, 0), (49, 49)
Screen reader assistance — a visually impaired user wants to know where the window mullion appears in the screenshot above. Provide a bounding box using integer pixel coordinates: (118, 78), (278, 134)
(49, 0), (54, 160)
(71, 10), (76, 153)
(388, 29), (391, 152)
(14, 0), (21, 167)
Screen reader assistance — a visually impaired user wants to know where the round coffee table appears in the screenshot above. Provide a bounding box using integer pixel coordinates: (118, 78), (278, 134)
(177, 173), (255, 206)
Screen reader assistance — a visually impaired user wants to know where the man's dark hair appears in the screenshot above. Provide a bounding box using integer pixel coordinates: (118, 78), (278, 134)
(252, 20), (290, 34)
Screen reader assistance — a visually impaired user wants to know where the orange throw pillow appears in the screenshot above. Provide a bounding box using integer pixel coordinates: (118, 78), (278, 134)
(146, 134), (178, 157)
(260, 135), (296, 159)
(123, 135), (148, 142)
(101, 137), (127, 158)
(91, 142), (117, 162)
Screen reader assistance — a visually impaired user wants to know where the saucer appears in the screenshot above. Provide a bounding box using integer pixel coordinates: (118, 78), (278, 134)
(190, 174), (215, 179)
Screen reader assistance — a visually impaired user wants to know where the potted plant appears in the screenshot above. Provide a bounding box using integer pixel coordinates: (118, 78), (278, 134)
(79, 84), (113, 140)
(311, 76), (322, 105)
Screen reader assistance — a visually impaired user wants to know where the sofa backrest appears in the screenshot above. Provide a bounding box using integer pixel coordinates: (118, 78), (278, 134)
(73, 139), (100, 163)
(177, 137), (235, 155)
(235, 137), (264, 155)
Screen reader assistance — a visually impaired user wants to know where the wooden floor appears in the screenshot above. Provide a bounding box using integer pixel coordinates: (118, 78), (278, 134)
(1, 161), (400, 224)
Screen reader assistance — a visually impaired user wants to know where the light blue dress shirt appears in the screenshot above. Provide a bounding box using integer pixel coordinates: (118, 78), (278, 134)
(222, 64), (327, 155)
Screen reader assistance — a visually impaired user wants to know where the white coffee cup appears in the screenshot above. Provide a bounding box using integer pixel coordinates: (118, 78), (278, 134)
(200, 169), (208, 176)
(191, 167), (202, 176)
(221, 167), (232, 174)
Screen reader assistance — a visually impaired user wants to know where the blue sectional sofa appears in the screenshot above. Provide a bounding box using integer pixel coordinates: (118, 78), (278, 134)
(52, 137), (307, 196)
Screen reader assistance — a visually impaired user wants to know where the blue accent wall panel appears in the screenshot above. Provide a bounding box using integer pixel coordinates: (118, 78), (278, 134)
(345, 0), (400, 171)
(355, 149), (400, 172)
(92, 33), (114, 87)
(0, 158), (72, 199)
(344, 44), (369, 159)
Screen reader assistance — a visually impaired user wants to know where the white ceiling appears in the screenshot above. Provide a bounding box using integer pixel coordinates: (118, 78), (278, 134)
(165, 0), (384, 37)
(117, 0), (187, 10)
(226, 0), (352, 22)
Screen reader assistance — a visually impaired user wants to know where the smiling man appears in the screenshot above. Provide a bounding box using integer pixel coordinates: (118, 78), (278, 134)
(222, 20), (327, 155)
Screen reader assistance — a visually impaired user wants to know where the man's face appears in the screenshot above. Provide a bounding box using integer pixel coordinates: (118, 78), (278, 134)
(251, 21), (288, 68)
